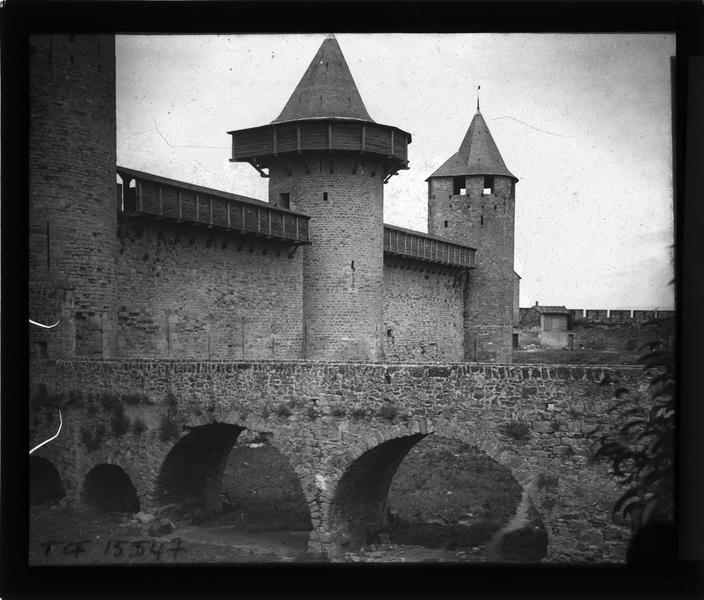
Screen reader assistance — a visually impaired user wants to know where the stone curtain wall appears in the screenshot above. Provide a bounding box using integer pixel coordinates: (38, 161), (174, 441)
(382, 258), (465, 362)
(115, 220), (304, 359)
(30, 359), (645, 562)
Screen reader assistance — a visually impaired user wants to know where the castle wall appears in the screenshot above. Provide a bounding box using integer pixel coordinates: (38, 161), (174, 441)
(428, 175), (515, 362)
(29, 34), (118, 358)
(269, 155), (385, 361)
(382, 258), (465, 362)
(115, 220), (304, 359)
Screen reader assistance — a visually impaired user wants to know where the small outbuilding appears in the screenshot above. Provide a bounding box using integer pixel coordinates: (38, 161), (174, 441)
(520, 302), (571, 348)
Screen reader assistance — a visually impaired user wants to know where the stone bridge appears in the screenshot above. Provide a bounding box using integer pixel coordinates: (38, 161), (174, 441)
(29, 359), (646, 562)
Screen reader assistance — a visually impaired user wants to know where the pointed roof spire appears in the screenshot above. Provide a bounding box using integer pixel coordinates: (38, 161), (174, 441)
(427, 107), (517, 181)
(272, 36), (374, 124)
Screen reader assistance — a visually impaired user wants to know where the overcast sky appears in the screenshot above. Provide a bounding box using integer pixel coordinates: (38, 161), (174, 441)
(116, 33), (675, 310)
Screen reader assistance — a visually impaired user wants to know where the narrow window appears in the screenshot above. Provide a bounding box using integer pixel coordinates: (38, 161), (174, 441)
(278, 192), (290, 209)
(323, 192), (328, 202)
(480, 215), (484, 225)
(483, 176), (494, 196)
(444, 220), (448, 228)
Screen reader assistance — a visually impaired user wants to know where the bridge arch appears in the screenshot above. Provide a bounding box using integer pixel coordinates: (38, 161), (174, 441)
(325, 419), (549, 558)
(30, 456), (66, 506)
(154, 420), (314, 530)
(81, 463), (140, 513)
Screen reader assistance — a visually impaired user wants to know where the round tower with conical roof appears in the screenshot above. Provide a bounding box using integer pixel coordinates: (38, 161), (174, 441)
(427, 105), (517, 362)
(229, 37), (411, 360)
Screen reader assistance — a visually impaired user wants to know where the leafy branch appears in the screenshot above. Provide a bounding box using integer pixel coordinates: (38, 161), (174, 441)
(591, 339), (674, 531)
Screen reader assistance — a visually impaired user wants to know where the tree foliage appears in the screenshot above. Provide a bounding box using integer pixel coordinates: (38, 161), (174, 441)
(592, 338), (675, 531)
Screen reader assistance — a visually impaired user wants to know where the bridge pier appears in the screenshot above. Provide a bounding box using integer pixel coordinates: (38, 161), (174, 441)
(29, 359), (642, 563)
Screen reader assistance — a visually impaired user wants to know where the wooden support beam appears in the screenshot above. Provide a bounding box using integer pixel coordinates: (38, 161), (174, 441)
(231, 134), (236, 159)
(178, 190), (183, 221)
(209, 196), (213, 227)
(227, 202), (231, 228)
(328, 123), (332, 150)
(296, 124), (301, 152)
(158, 186), (163, 216)
(273, 127), (278, 156)
(361, 124), (365, 152)
(195, 193), (200, 222)
(250, 159), (269, 178)
(137, 180), (143, 212)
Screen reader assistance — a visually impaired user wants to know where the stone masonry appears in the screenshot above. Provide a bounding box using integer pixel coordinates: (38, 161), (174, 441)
(30, 359), (645, 562)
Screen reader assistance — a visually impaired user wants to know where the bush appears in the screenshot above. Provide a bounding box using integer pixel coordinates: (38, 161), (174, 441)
(80, 424), (106, 451)
(165, 392), (179, 417)
(66, 389), (84, 407)
(592, 339), (674, 531)
(537, 472), (559, 491)
(501, 420), (531, 441)
(331, 403), (346, 417)
(275, 403), (292, 417)
(306, 406), (317, 420)
(110, 403), (131, 437)
(121, 393), (149, 405)
(97, 392), (120, 411)
(379, 404), (397, 420)
(158, 415), (180, 442)
(131, 417), (147, 435)
(351, 407), (367, 418)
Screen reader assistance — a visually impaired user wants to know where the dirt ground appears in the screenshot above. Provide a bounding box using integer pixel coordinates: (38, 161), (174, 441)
(30, 435), (547, 565)
(29, 503), (541, 564)
(513, 348), (641, 364)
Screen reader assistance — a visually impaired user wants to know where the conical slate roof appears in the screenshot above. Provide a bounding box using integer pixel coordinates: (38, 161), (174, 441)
(272, 37), (374, 124)
(428, 109), (517, 180)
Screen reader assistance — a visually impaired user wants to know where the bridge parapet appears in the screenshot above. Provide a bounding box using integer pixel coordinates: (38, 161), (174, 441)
(29, 359), (646, 562)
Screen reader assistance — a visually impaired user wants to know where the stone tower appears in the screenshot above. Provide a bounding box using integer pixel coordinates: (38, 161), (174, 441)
(29, 34), (118, 358)
(427, 104), (517, 362)
(229, 37), (411, 360)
